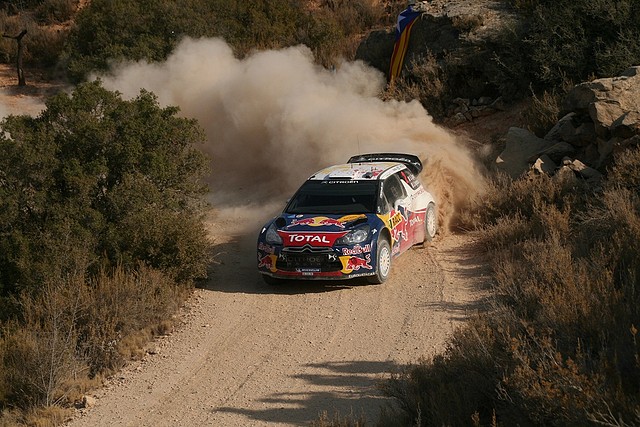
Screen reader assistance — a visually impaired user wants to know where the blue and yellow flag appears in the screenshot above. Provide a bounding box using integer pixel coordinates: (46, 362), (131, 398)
(389, 6), (422, 83)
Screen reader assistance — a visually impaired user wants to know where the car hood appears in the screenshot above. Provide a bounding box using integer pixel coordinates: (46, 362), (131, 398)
(272, 214), (371, 248)
(278, 213), (370, 231)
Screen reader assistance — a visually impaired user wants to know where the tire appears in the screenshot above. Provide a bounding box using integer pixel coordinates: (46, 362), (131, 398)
(367, 238), (391, 284)
(424, 202), (437, 242)
(262, 274), (283, 286)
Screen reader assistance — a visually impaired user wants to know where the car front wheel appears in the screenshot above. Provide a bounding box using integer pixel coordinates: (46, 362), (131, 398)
(368, 238), (391, 284)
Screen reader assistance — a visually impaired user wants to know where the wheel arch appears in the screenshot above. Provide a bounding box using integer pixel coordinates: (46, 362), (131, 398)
(379, 226), (392, 245)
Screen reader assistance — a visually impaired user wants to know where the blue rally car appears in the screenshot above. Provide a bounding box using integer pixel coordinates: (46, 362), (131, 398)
(257, 153), (437, 285)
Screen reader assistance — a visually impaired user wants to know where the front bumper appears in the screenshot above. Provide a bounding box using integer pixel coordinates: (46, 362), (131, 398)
(257, 243), (375, 280)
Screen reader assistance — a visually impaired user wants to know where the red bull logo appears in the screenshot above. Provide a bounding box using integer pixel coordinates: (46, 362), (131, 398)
(319, 218), (345, 228)
(289, 218), (316, 227)
(258, 255), (273, 269)
(286, 215), (366, 229)
(341, 244), (372, 256)
(258, 254), (277, 272)
(341, 254), (372, 273)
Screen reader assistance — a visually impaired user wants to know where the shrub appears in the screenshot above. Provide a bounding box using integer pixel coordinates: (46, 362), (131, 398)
(33, 0), (78, 24)
(62, 0), (389, 82)
(521, 88), (562, 137)
(0, 80), (211, 298)
(511, 0), (640, 88)
(1, 281), (84, 409)
(76, 264), (188, 375)
(384, 146), (640, 424)
(0, 263), (186, 414)
(382, 51), (447, 118)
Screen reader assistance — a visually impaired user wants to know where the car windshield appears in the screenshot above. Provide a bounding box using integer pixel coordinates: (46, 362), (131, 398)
(285, 180), (379, 214)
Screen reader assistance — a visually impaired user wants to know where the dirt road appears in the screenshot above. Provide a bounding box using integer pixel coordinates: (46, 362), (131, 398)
(67, 210), (487, 427)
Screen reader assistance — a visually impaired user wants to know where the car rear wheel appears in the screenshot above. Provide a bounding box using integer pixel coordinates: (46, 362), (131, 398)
(425, 202), (437, 242)
(368, 238), (391, 284)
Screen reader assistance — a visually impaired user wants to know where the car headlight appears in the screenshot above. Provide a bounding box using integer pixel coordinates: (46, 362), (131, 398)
(264, 222), (283, 244)
(336, 225), (370, 245)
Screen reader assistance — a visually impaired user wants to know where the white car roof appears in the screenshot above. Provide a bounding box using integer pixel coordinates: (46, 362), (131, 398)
(308, 162), (405, 181)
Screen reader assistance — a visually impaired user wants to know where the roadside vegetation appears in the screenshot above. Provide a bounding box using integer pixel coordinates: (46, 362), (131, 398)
(0, 80), (211, 424)
(386, 0), (640, 124)
(375, 1), (640, 425)
(0, 0), (639, 425)
(382, 154), (640, 425)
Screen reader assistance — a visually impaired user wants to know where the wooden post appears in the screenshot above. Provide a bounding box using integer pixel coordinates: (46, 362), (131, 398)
(3, 29), (27, 86)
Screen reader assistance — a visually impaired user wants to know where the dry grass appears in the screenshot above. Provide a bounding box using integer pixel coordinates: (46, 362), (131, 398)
(0, 264), (189, 425)
(380, 147), (640, 425)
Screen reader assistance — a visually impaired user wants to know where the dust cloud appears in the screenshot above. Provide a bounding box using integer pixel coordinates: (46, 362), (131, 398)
(97, 37), (484, 232)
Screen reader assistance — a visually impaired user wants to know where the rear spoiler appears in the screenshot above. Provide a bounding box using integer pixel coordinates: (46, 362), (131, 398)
(347, 153), (423, 175)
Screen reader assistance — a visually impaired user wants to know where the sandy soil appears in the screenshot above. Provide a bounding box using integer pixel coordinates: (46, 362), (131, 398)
(0, 64), (67, 116)
(65, 210), (489, 427)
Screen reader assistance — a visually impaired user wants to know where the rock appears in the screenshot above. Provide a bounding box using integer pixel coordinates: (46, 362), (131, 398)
(489, 96), (507, 111)
(554, 165), (579, 183)
(471, 105), (495, 118)
(596, 137), (615, 168)
(578, 143), (601, 170)
(531, 154), (557, 175)
(544, 112), (577, 142)
(536, 141), (576, 164)
(562, 66), (640, 138)
(612, 111), (640, 139)
(495, 127), (555, 178)
(447, 112), (468, 126)
(567, 159), (603, 183)
(75, 395), (96, 409)
(546, 112), (596, 147)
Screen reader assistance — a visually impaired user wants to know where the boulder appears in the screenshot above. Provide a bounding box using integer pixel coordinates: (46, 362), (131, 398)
(566, 158), (603, 183)
(495, 127), (555, 178)
(537, 141), (576, 164)
(544, 112), (577, 142)
(611, 111), (640, 139)
(531, 154), (557, 175)
(562, 66), (640, 138)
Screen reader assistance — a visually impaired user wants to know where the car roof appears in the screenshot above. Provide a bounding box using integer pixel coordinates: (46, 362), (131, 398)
(308, 162), (406, 181)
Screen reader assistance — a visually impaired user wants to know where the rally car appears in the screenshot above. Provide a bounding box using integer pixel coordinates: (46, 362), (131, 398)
(257, 153), (437, 285)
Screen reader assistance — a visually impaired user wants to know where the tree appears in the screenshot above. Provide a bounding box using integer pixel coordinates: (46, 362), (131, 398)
(0, 80), (211, 298)
(2, 29), (27, 86)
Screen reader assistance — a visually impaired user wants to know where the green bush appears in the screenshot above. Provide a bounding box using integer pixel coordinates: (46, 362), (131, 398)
(0, 81), (209, 419)
(63, 0), (312, 81)
(508, 0), (640, 88)
(0, 80), (211, 299)
(62, 0), (388, 82)
(33, 0), (78, 24)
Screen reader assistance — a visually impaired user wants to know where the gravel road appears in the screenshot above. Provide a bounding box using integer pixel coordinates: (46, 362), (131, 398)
(66, 210), (487, 427)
